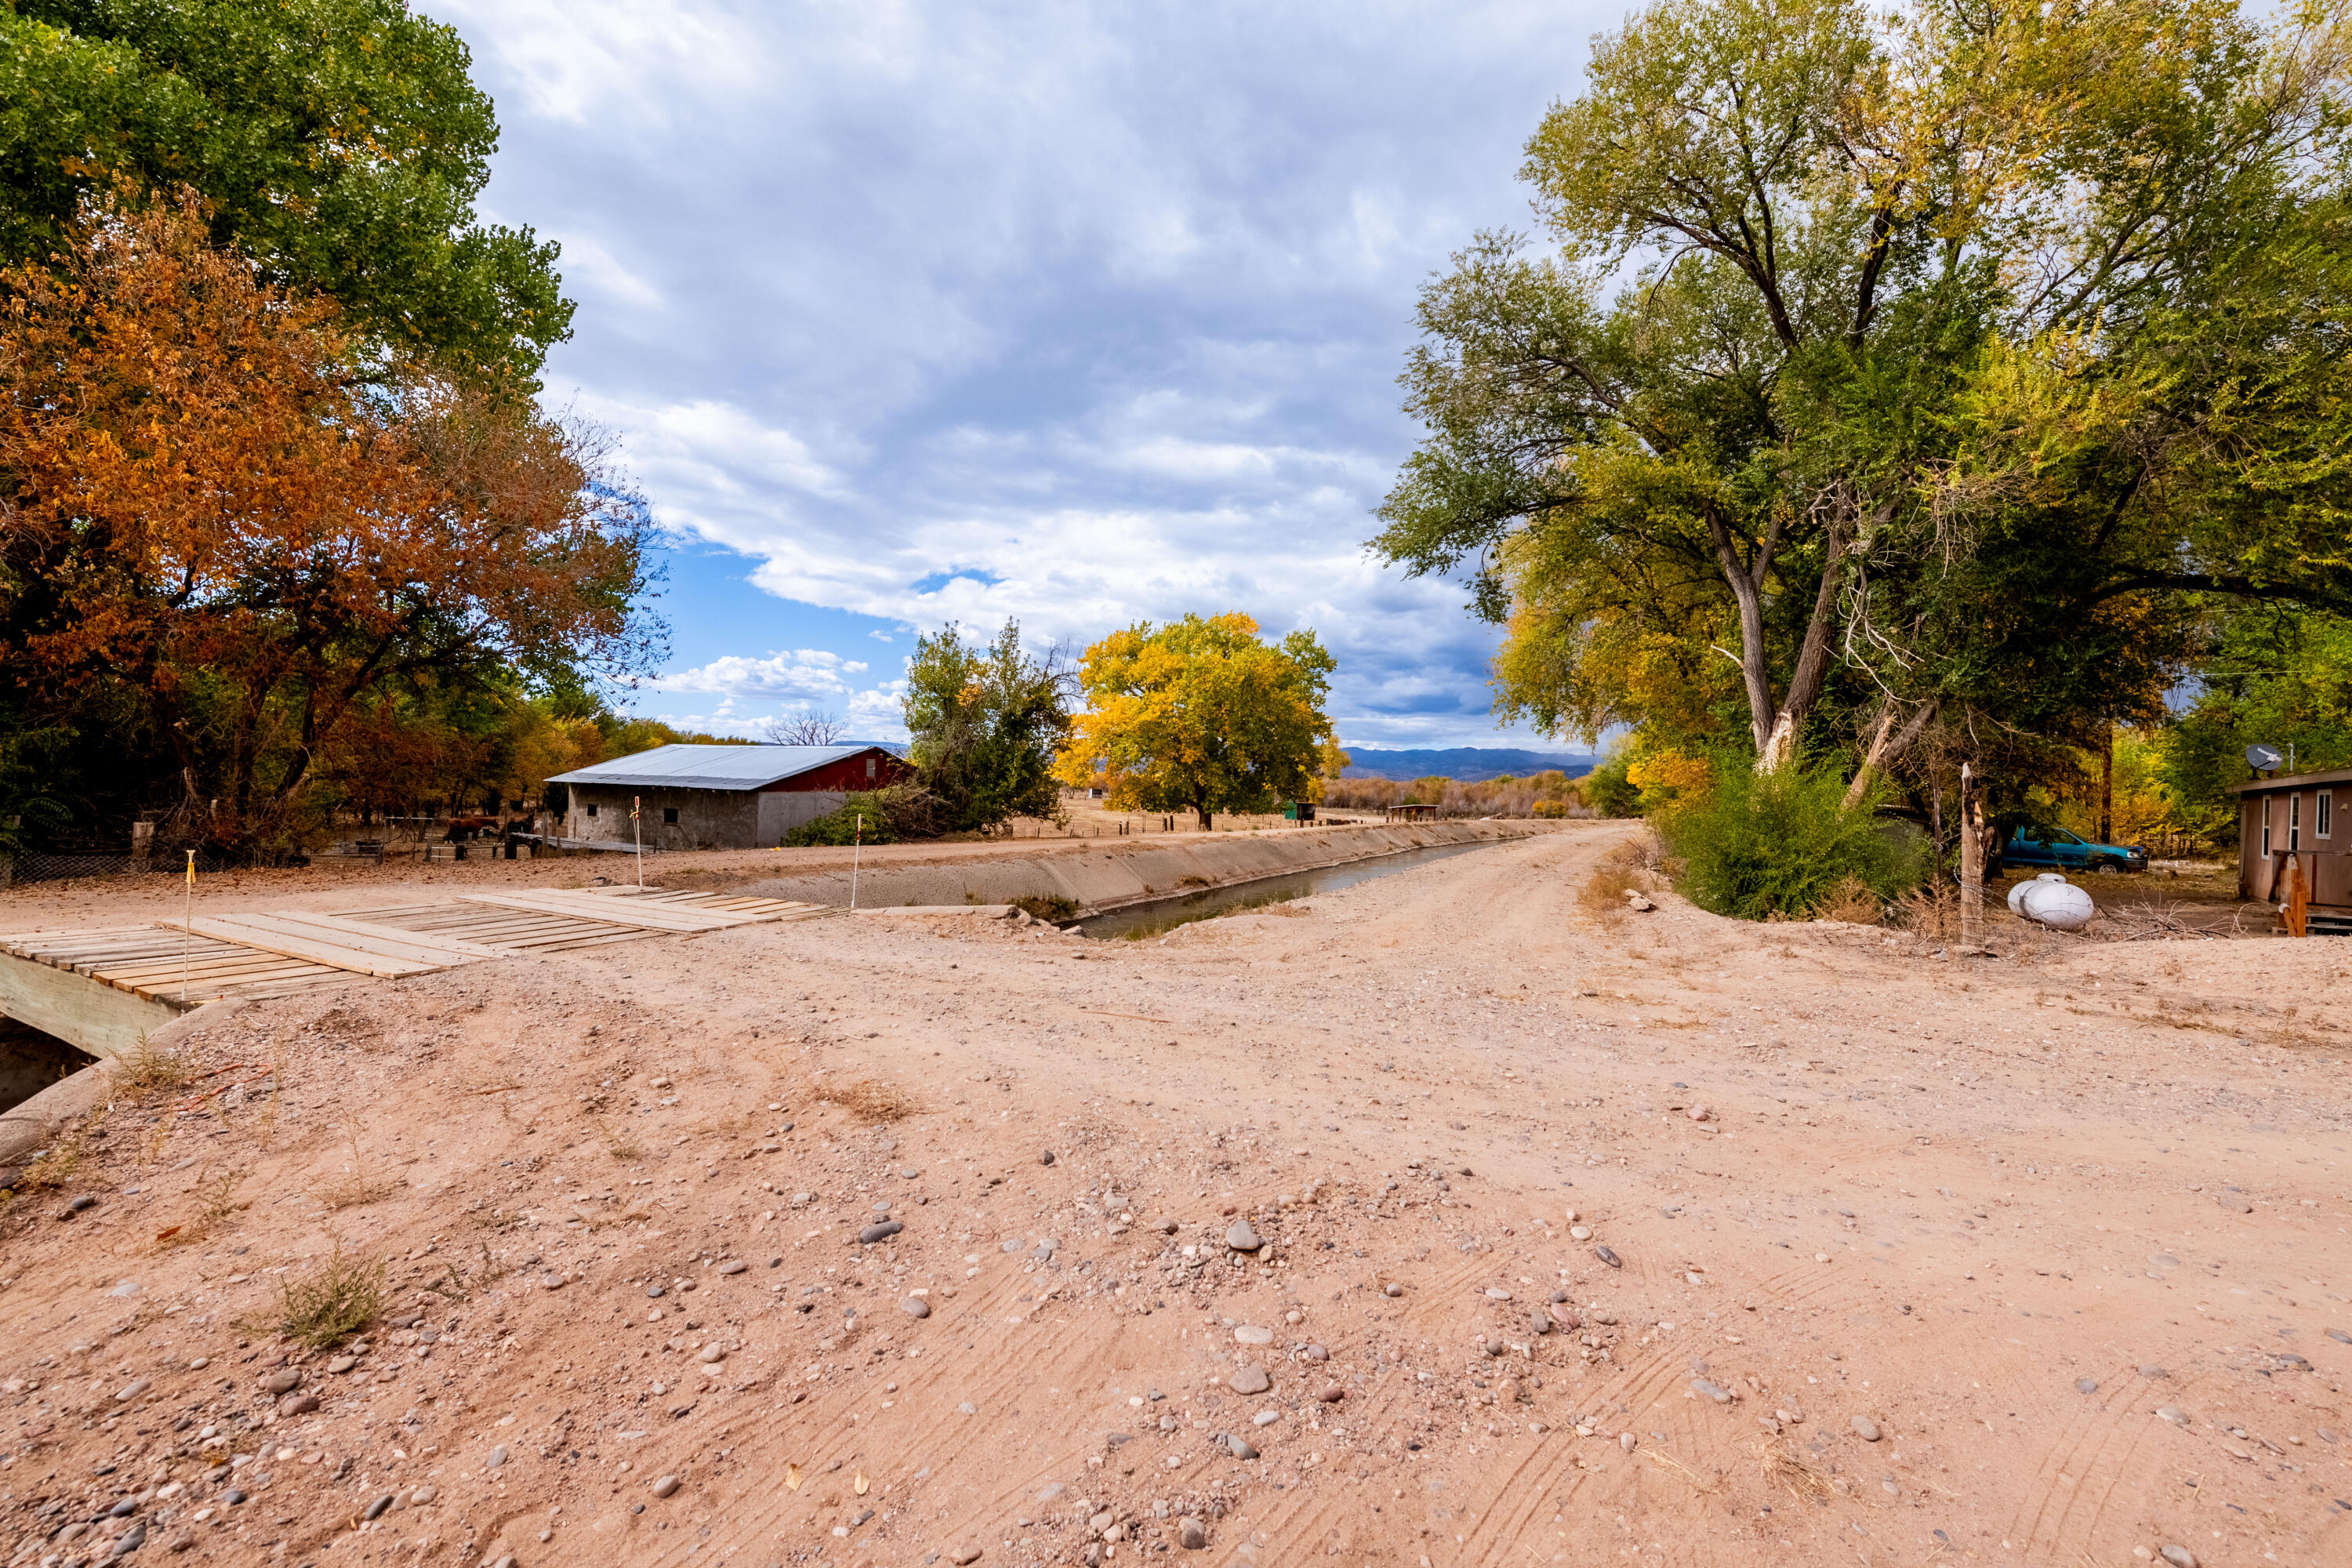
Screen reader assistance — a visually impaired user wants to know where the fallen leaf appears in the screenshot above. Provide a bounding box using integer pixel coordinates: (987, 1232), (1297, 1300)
(154, 1226), (182, 1242)
(853, 1470), (868, 1496)
(785, 1463), (802, 1492)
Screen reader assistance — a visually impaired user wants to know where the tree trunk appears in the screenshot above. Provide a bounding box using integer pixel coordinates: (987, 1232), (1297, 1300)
(1842, 697), (1939, 808)
(2098, 725), (2114, 844)
(1703, 502), (1782, 759)
(1196, 804), (1213, 832)
(1706, 499), (1851, 774)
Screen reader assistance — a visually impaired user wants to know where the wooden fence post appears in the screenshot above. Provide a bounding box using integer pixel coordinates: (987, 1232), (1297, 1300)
(1959, 762), (1984, 949)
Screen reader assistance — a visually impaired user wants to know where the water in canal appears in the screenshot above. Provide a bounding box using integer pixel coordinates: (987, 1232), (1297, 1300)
(1074, 839), (1500, 941)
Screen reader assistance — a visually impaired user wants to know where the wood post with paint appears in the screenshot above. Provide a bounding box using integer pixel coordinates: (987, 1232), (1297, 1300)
(1958, 763), (1983, 949)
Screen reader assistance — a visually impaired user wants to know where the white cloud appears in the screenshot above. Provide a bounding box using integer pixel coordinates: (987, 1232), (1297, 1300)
(652, 649), (869, 699)
(847, 682), (910, 740)
(440, 0), (1617, 746)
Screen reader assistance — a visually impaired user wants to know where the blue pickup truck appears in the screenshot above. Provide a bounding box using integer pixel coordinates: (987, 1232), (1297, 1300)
(2002, 822), (2148, 874)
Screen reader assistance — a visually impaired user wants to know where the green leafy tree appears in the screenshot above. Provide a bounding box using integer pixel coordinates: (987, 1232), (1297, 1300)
(903, 620), (1073, 835)
(2165, 604), (2352, 825)
(1, 0), (569, 378)
(1374, 0), (2352, 793)
(1055, 613), (1337, 829)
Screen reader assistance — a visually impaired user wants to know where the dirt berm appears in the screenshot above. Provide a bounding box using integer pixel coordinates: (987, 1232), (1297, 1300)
(726, 818), (1549, 912)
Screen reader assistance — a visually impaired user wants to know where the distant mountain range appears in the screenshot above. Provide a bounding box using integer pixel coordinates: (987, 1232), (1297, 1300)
(1338, 746), (1596, 782)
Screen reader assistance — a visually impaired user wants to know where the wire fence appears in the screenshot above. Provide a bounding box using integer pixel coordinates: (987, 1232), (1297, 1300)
(0, 850), (238, 887)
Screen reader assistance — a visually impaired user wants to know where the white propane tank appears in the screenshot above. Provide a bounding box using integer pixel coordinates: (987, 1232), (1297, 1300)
(2018, 877), (2095, 931)
(2007, 871), (2068, 915)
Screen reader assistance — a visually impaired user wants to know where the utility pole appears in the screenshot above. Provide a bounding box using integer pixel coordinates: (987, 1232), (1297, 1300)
(633, 795), (644, 890)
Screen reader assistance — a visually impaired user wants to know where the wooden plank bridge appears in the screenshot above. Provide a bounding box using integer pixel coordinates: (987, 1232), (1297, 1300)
(1, 887), (834, 1014)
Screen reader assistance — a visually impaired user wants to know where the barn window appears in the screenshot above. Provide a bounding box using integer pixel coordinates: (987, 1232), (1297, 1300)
(2320, 789), (2333, 839)
(866, 757), (877, 779)
(586, 803), (599, 818)
(663, 807), (679, 825)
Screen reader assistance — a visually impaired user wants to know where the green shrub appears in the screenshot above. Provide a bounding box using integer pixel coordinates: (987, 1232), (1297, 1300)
(1657, 764), (1925, 921)
(1012, 895), (1080, 923)
(1583, 755), (1641, 817)
(782, 785), (938, 847)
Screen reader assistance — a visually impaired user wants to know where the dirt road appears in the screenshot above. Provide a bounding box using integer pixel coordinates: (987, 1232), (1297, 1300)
(2, 823), (2346, 1568)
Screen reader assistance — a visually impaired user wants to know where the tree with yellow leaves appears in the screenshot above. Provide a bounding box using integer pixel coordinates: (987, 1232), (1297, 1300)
(1055, 614), (1338, 830)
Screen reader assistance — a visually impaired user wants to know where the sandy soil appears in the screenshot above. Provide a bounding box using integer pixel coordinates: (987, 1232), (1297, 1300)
(1, 823), (2347, 1568)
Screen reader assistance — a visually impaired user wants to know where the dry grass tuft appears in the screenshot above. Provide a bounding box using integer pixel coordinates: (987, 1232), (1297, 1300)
(312, 1172), (401, 1211)
(309, 1136), (401, 1212)
(1580, 833), (1671, 921)
(1012, 895), (1080, 922)
(602, 1121), (644, 1161)
(829, 1079), (917, 1122)
(1754, 1437), (1832, 1501)
(1817, 875), (1885, 925)
(111, 1033), (191, 1096)
(1639, 1445), (1716, 1493)
(1893, 881), (1962, 941)
(263, 1246), (383, 1349)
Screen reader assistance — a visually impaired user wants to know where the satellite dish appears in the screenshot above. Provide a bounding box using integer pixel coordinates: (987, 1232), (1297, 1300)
(2247, 743), (2285, 772)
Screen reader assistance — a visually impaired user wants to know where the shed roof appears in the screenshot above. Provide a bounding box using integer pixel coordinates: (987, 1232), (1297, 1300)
(2228, 768), (2352, 794)
(548, 744), (887, 792)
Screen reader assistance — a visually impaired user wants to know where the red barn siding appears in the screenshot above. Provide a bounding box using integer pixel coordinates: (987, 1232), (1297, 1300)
(758, 748), (913, 793)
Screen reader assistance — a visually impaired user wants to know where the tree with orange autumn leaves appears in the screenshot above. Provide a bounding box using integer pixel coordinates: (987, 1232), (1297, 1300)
(0, 194), (661, 854)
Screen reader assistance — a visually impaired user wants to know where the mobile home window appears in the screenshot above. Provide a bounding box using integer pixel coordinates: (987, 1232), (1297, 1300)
(2290, 794), (2302, 851)
(2260, 797), (2271, 856)
(2321, 789), (2334, 839)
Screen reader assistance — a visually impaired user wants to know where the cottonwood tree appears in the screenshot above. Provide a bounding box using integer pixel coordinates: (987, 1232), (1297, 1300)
(903, 621), (1072, 833)
(1376, 0), (2352, 783)
(1056, 613), (1339, 829)
(0, 0), (569, 379)
(0, 194), (659, 851)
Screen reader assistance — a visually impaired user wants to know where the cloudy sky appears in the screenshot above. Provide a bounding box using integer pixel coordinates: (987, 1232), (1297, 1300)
(434, 0), (1617, 748)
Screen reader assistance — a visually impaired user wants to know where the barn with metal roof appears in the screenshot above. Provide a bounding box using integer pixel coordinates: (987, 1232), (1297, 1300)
(546, 744), (913, 849)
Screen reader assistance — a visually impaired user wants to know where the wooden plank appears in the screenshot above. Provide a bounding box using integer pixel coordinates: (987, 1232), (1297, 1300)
(0, 925), (166, 948)
(456, 890), (750, 931)
(161, 918), (444, 979)
(457, 891), (753, 931)
(229, 911), (506, 964)
(352, 904), (628, 938)
(0, 946), (189, 1057)
(12, 934), (199, 964)
(394, 911), (639, 945)
(75, 948), (270, 982)
(163, 973), (362, 1003)
(98, 956), (336, 989)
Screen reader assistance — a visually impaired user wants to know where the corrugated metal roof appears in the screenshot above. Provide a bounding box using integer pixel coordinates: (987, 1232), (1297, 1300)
(547, 744), (879, 791)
